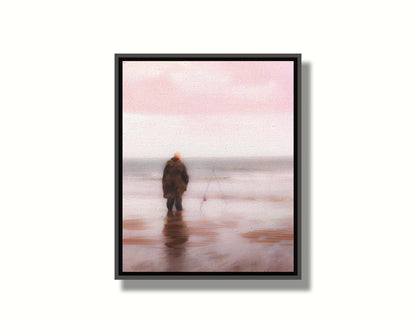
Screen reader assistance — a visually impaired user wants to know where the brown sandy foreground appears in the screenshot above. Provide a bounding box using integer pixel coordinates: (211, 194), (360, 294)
(122, 198), (294, 272)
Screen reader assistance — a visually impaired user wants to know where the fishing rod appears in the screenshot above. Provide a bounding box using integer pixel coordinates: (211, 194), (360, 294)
(200, 171), (213, 210)
(200, 163), (227, 211)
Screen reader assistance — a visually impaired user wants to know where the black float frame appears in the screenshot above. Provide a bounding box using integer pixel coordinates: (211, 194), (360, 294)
(115, 54), (301, 279)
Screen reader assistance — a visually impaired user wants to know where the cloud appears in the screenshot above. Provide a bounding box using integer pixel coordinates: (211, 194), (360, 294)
(122, 61), (293, 115)
(170, 64), (231, 93)
(229, 80), (277, 102)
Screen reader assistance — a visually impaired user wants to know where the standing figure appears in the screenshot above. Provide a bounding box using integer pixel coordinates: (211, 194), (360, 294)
(162, 153), (189, 211)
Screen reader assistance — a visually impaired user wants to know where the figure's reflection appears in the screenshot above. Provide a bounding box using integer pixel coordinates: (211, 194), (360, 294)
(163, 211), (189, 271)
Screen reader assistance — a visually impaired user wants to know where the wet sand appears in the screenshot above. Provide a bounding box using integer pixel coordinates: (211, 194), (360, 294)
(122, 197), (294, 272)
(122, 157), (294, 272)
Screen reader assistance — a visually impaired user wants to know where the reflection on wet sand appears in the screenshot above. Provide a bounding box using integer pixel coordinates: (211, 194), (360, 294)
(163, 211), (189, 271)
(123, 157), (294, 272)
(242, 228), (293, 243)
(122, 205), (294, 272)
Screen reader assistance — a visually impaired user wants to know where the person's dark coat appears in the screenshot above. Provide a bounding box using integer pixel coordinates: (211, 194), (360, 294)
(162, 157), (189, 198)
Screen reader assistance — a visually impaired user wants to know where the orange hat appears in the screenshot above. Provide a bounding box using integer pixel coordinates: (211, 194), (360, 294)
(174, 152), (181, 159)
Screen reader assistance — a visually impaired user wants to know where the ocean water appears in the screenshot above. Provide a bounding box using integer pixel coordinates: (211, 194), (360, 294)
(122, 157), (294, 272)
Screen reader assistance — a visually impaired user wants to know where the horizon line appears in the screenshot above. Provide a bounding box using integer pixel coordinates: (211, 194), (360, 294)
(123, 155), (294, 160)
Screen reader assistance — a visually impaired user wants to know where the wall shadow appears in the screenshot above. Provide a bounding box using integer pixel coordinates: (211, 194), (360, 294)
(121, 62), (312, 291)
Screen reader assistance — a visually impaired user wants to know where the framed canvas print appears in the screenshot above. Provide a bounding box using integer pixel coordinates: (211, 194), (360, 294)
(115, 54), (301, 279)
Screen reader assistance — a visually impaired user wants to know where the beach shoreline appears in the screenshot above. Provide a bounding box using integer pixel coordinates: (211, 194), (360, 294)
(122, 157), (294, 272)
(122, 198), (293, 272)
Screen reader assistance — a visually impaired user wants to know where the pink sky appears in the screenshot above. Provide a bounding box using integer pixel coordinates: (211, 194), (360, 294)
(123, 61), (293, 115)
(122, 61), (294, 158)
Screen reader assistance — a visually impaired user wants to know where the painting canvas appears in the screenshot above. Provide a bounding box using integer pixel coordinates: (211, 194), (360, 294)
(115, 54), (300, 278)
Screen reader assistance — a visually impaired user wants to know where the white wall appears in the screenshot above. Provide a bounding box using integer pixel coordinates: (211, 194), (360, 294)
(1, 1), (415, 332)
